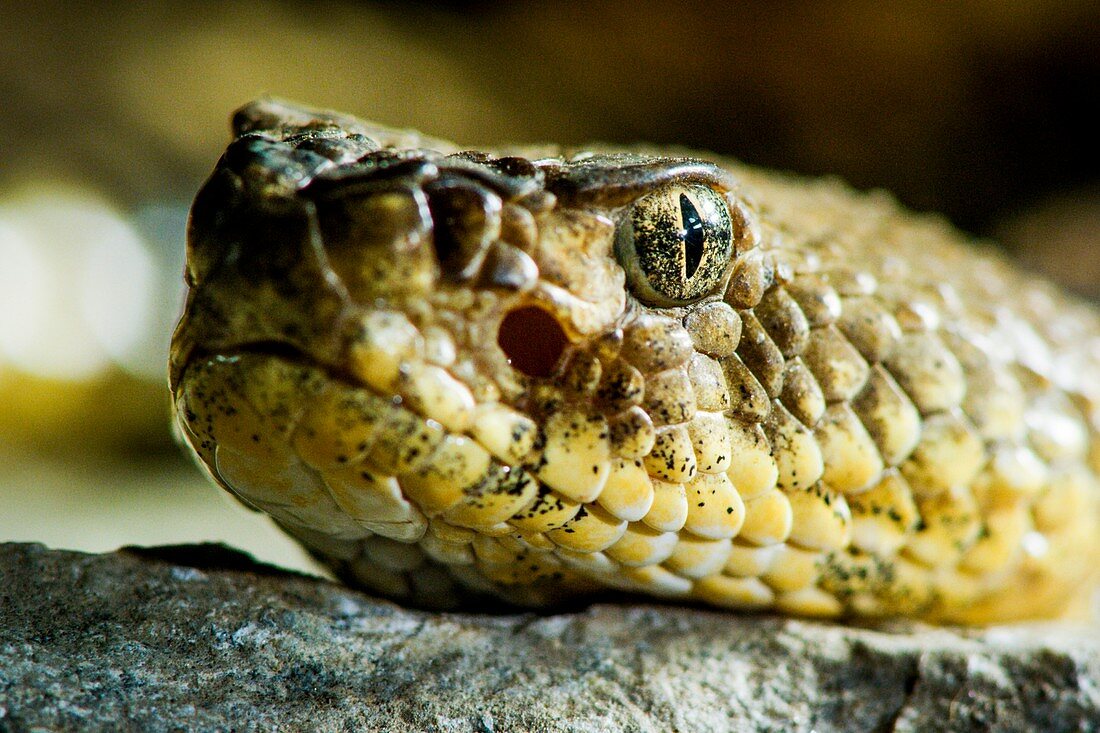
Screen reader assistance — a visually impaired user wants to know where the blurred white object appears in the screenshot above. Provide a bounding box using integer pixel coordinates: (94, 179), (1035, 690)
(0, 185), (188, 451)
(0, 188), (185, 382)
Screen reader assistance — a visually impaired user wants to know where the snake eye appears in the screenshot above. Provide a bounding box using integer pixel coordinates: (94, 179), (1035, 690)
(615, 184), (734, 306)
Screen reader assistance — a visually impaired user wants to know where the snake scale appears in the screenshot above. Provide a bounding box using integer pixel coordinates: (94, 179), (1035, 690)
(170, 100), (1100, 623)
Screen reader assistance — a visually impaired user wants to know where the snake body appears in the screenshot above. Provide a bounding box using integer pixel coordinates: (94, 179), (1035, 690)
(171, 100), (1100, 623)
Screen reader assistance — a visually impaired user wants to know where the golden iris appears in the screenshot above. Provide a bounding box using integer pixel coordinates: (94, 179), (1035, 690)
(615, 184), (733, 306)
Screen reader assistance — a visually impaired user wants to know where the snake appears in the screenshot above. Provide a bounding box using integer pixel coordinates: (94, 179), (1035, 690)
(170, 99), (1100, 624)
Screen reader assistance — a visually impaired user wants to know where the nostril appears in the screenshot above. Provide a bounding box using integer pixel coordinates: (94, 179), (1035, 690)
(497, 306), (569, 378)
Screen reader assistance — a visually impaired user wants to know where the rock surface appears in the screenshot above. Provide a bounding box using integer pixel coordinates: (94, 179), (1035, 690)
(1, 543), (1098, 732)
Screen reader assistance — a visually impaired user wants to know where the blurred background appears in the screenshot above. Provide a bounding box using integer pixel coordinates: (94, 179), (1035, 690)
(1, 0), (1097, 572)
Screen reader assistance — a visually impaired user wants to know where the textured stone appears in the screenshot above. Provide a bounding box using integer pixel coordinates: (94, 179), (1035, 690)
(1, 542), (1098, 732)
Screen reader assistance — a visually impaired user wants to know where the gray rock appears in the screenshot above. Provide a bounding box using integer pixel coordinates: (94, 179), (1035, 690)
(1, 543), (1097, 732)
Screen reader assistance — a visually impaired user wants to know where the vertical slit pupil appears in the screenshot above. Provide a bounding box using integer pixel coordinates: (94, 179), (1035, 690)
(680, 193), (705, 279)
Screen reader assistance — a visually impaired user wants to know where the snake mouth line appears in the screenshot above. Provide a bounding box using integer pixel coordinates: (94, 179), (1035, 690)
(184, 340), (358, 385)
(180, 338), (538, 472)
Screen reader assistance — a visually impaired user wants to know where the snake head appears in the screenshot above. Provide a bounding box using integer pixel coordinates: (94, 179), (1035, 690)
(170, 97), (770, 602)
(171, 99), (1100, 620)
